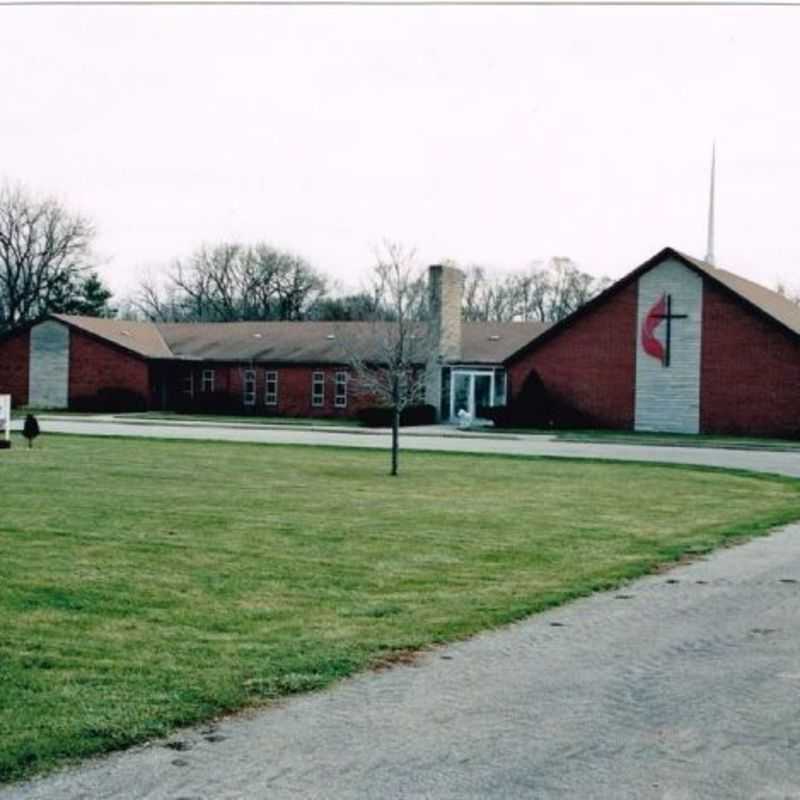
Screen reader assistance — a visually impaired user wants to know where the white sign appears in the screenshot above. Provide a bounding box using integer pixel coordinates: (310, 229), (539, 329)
(0, 395), (10, 445)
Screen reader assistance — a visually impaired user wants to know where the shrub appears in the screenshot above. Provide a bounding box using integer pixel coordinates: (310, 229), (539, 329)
(71, 388), (148, 413)
(23, 414), (40, 448)
(357, 404), (437, 428)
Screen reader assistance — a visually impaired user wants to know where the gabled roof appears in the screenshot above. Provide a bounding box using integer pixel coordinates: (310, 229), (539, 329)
(461, 321), (549, 363)
(50, 314), (173, 359)
(39, 316), (548, 365)
(675, 249), (800, 337)
(505, 246), (800, 364)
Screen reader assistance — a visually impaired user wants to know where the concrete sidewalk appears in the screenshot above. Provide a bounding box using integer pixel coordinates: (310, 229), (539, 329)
(10, 415), (800, 479)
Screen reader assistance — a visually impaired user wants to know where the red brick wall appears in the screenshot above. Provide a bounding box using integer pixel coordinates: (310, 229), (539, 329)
(69, 330), (150, 410)
(166, 364), (374, 418)
(0, 329), (30, 407)
(507, 282), (638, 428)
(700, 280), (800, 437)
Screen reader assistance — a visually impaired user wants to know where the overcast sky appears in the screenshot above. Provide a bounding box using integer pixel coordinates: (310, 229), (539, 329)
(1, 3), (798, 298)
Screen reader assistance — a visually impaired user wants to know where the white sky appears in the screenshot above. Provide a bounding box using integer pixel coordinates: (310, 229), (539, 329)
(1, 3), (799, 298)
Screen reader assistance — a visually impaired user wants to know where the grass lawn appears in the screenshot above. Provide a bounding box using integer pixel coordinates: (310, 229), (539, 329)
(2, 435), (800, 783)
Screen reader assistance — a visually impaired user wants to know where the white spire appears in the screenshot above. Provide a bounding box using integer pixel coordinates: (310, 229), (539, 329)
(705, 141), (716, 266)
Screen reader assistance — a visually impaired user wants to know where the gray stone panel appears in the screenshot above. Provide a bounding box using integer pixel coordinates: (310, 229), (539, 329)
(28, 321), (70, 409)
(634, 258), (703, 434)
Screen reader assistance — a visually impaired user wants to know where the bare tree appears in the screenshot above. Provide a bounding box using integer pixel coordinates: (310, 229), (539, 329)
(129, 270), (186, 321)
(0, 182), (97, 331)
(461, 257), (608, 323)
(310, 291), (385, 321)
(129, 241), (327, 322)
(339, 241), (433, 476)
(546, 256), (610, 321)
(462, 266), (518, 322)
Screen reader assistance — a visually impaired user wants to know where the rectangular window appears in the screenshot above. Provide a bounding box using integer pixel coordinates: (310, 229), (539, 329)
(265, 370), (278, 406)
(243, 369), (256, 406)
(311, 371), (325, 407)
(493, 368), (507, 406)
(335, 371), (347, 408)
(201, 369), (215, 393)
(440, 367), (451, 421)
(182, 373), (194, 397)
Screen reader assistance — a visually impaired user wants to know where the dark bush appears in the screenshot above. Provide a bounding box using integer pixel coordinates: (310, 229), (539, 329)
(71, 388), (148, 413)
(182, 392), (242, 415)
(402, 404), (437, 426)
(477, 405), (514, 427)
(357, 404), (437, 428)
(357, 407), (390, 427)
(489, 371), (601, 430)
(23, 414), (40, 448)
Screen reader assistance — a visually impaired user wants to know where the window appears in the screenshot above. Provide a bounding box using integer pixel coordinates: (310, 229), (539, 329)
(243, 369), (256, 406)
(440, 367), (451, 421)
(335, 371), (348, 408)
(493, 368), (507, 406)
(265, 371), (278, 406)
(201, 369), (215, 393)
(311, 371), (325, 407)
(182, 373), (194, 397)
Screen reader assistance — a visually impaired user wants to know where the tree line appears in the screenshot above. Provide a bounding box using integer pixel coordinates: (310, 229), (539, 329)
(0, 184), (114, 332)
(0, 181), (612, 333)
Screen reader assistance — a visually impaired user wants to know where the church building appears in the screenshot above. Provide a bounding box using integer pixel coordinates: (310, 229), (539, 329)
(0, 247), (798, 438)
(504, 247), (800, 437)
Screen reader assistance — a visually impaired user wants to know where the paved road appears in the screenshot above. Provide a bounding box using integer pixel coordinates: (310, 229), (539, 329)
(11, 415), (800, 478)
(6, 524), (800, 800)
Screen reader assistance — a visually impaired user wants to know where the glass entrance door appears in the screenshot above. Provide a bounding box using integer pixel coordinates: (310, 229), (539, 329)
(473, 374), (491, 413)
(453, 372), (471, 418)
(450, 370), (495, 420)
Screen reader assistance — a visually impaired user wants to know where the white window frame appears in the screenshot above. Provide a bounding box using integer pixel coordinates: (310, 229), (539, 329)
(182, 372), (194, 398)
(334, 371), (348, 408)
(449, 368), (496, 421)
(243, 369), (257, 406)
(201, 369), (215, 393)
(265, 370), (278, 406)
(311, 371), (325, 407)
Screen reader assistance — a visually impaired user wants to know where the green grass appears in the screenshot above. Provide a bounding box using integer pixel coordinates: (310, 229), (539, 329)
(2, 434), (800, 784)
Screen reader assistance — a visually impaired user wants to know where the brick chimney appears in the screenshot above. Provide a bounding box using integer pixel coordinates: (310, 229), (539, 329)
(426, 264), (464, 417)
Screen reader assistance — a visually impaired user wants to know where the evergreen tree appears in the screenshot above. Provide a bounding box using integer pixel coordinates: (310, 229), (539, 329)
(22, 415), (40, 448)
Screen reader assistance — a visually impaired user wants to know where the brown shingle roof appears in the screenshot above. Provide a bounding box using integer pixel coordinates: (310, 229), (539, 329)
(52, 314), (173, 359)
(158, 321), (363, 363)
(675, 249), (800, 337)
(156, 320), (549, 364)
(461, 322), (550, 363)
(57, 248), (797, 367)
(46, 315), (549, 365)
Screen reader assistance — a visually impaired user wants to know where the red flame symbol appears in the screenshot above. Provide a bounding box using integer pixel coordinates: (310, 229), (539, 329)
(642, 293), (667, 364)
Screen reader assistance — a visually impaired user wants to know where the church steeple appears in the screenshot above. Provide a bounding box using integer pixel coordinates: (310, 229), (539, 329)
(705, 141), (716, 266)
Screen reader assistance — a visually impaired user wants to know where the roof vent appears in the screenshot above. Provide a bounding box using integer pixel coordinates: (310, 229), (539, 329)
(488, 334), (501, 341)
(120, 330), (131, 337)
(326, 334), (336, 340)
(253, 333), (263, 339)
